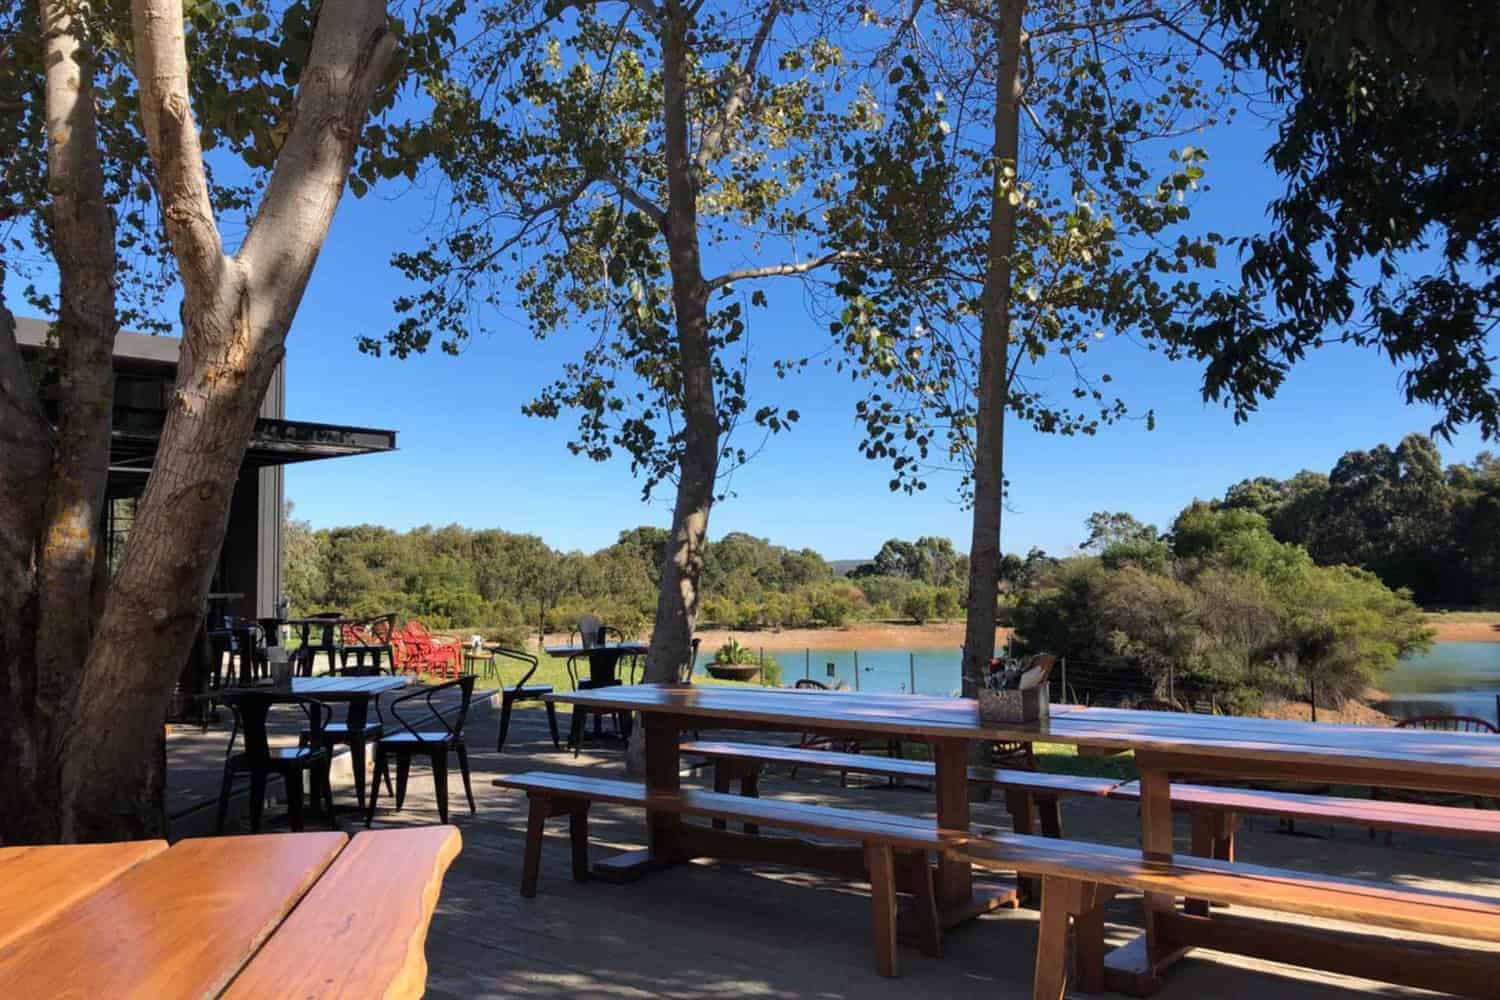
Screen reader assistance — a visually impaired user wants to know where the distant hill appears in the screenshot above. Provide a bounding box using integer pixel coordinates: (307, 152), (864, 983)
(829, 558), (868, 577)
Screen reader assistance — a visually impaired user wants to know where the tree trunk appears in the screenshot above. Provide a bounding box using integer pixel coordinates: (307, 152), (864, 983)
(626, 3), (720, 772)
(961, 1), (1026, 699)
(0, 0), (395, 842)
(641, 2), (719, 689)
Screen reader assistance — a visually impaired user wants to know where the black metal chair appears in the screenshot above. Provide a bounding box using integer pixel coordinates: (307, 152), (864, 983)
(295, 611), (345, 677)
(493, 648), (561, 753)
(564, 619), (631, 753)
(340, 613), (396, 672)
(216, 691), (336, 833)
(302, 662), (395, 810)
(366, 676), (477, 825)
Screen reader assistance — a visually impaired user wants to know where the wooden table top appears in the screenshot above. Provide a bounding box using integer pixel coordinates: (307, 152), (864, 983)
(547, 683), (1500, 785)
(0, 827), (460, 998)
(543, 642), (649, 658)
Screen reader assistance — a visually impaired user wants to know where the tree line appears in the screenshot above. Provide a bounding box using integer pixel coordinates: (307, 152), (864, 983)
(286, 513), (972, 640)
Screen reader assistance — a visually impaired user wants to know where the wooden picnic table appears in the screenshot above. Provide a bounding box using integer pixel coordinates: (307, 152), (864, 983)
(547, 683), (1500, 993)
(0, 827), (460, 997)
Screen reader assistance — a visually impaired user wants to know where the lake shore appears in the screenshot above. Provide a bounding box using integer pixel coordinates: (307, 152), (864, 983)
(692, 620), (1010, 652)
(1425, 615), (1500, 642)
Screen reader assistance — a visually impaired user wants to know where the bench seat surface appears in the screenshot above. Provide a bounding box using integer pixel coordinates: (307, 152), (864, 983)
(1108, 780), (1500, 838)
(680, 741), (1120, 797)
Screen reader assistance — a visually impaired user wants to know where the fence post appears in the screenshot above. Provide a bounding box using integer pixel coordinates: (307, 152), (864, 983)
(1060, 657), (1067, 704)
(805, 648), (811, 680)
(1168, 662), (1175, 704)
(909, 652), (916, 695)
(1310, 677), (1318, 723)
(853, 650), (860, 691)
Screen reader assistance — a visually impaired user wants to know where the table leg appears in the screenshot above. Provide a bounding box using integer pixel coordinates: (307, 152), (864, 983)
(1103, 754), (1185, 995)
(932, 738), (1016, 926)
(591, 712), (683, 883)
(345, 696), (370, 813)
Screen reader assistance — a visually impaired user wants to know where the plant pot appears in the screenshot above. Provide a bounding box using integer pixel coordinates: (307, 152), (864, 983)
(979, 686), (1049, 724)
(706, 663), (762, 683)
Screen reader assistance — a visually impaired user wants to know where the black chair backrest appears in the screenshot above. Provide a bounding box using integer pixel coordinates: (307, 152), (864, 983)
(221, 692), (331, 762)
(332, 663), (391, 677)
(491, 647), (541, 692)
(794, 678), (829, 690)
(390, 676), (476, 740)
(1397, 714), (1499, 733)
(309, 611), (344, 647)
(678, 637), (702, 683)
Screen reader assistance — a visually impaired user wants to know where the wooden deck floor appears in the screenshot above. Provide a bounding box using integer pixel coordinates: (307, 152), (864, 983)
(204, 700), (1500, 997)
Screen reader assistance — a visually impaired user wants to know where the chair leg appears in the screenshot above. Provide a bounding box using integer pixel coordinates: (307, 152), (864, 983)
(569, 805), (590, 882)
(569, 709), (585, 757)
(395, 751), (411, 810)
(320, 764), (338, 830)
(349, 736), (368, 813)
(456, 742), (476, 815)
(521, 795), (548, 898)
(545, 701), (561, 748)
(286, 771), (305, 832)
(248, 771), (267, 833)
(432, 749), (450, 824)
(216, 767), (235, 834)
(366, 746), (385, 828)
(497, 695), (515, 753)
(865, 843), (899, 978)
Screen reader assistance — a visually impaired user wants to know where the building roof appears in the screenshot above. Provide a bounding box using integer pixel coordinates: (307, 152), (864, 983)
(14, 316), (397, 469)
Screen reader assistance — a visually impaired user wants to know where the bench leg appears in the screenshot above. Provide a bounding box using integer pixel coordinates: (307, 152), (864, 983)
(1034, 875), (1112, 999)
(741, 769), (760, 836)
(712, 763), (731, 830)
(522, 795), (549, 898)
(1186, 810), (1213, 915)
(866, 843), (899, 978)
(1037, 794), (1063, 838)
(909, 851), (942, 958)
(1006, 789), (1041, 903)
(569, 804), (591, 882)
(1034, 876), (1076, 1000)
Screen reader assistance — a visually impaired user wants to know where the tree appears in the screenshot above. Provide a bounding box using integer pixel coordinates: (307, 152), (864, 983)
(363, 1), (866, 700)
(1192, 0), (1500, 438)
(1082, 511), (1158, 554)
(828, 1), (1229, 694)
(0, 0), (410, 841)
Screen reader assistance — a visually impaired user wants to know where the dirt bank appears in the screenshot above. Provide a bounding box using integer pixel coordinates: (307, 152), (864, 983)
(692, 621), (1011, 652)
(1426, 617), (1500, 642)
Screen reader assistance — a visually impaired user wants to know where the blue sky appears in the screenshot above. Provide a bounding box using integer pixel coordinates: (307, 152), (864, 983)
(7, 22), (1493, 563)
(271, 104), (1490, 560)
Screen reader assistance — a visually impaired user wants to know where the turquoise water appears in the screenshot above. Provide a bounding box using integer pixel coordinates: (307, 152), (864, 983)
(1378, 642), (1500, 726)
(695, 648), (964, 696)
(701, 641), (1500, 726)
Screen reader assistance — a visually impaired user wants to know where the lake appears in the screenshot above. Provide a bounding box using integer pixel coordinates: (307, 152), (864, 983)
(700, 641), (1500, 726)
(1378, 641), (1500, 726)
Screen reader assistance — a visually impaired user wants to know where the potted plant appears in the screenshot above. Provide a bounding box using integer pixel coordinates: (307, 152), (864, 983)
(705, 638), (765, 682)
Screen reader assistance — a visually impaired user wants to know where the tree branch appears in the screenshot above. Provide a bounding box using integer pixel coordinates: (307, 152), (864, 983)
(129, 0), (226, 307)
(694, 0), (780, 175)
(603, 171), (667, 228)
(706, 250), (863, 289)
(239, 0), (397, 316)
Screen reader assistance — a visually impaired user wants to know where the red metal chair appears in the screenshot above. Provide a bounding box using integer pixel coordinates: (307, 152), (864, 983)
(394, 619), (463, 678)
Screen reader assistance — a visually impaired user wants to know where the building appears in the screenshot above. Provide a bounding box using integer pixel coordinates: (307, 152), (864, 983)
(14, 317), (397, 620)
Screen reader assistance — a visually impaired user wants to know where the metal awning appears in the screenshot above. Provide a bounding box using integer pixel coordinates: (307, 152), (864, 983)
(108, 407), (398, 471)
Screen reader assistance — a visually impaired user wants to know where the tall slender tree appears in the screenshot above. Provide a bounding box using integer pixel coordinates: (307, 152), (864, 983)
(366, 1), (865, 698)
(828, 0), (1230, 693)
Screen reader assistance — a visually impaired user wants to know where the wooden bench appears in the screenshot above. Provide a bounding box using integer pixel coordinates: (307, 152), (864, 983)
(680, 740), (1118, 842)
(1107, 780), (1500, 865)
(951, 831), (1500, 999)
(494, 770), (950, 977)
